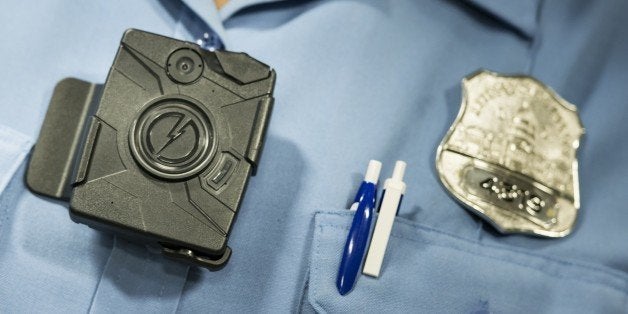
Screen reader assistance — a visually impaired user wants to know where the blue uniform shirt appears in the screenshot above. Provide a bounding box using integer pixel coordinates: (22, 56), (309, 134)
(0, 0), (627, 312)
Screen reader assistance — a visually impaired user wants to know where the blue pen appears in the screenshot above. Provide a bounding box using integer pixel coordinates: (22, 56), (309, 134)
(336, 160), (381, 295)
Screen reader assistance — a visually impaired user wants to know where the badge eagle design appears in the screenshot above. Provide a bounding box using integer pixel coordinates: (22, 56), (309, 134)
(436, 71), (584, 237)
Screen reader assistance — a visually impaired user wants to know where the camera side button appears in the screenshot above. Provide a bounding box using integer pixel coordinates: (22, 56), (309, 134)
(205, 153), (238, 191)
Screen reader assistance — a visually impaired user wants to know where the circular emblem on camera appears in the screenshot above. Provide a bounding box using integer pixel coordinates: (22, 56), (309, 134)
(167, 48), (204, 84)
(130, 97), (214, 180)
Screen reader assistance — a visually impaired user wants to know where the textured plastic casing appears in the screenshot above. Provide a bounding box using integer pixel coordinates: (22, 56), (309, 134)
(26, 29), (276, 269)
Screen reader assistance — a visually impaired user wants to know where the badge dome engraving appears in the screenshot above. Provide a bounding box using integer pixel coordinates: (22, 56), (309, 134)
(130, 97), (215, 180)
(436, 71), (584, 237)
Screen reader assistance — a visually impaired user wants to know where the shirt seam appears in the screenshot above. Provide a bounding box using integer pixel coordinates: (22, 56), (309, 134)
(525, 0), (545, 74)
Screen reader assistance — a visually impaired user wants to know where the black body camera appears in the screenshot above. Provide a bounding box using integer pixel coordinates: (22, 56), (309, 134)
(26, 29), (276, 269)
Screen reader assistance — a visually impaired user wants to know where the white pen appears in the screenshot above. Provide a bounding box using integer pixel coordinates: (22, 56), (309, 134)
(362, 160), (406, 278)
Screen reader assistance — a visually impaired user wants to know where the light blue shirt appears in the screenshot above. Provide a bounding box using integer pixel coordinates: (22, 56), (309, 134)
(0, 0), (627, 312)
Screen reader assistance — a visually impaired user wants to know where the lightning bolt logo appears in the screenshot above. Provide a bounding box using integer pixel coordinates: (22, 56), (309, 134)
(132, 100), (212, 180)
(154, 113), (194, 157)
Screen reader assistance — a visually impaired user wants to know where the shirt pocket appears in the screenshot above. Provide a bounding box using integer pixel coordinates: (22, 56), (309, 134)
(303, 211), (628, 313)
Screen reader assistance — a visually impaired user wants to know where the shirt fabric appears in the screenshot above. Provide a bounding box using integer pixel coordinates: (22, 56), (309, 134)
(0, 0), (627, 312)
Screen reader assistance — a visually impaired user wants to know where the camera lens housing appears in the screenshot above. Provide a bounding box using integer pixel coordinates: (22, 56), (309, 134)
(167, 48), (204, 84)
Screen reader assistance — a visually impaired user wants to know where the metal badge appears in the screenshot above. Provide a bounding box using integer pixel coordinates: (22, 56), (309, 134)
(436, 71), (584, 237)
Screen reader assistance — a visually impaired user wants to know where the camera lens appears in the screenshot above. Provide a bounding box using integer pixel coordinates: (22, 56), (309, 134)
(167, 48), (204, 84)
(177, 57), (194, 74)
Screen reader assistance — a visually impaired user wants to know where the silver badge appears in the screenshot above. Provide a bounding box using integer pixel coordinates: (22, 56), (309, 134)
(436, 71), (584, 237)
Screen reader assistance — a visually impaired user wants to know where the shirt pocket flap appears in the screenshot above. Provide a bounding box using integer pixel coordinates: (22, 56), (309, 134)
(305, 211), (628, 313)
